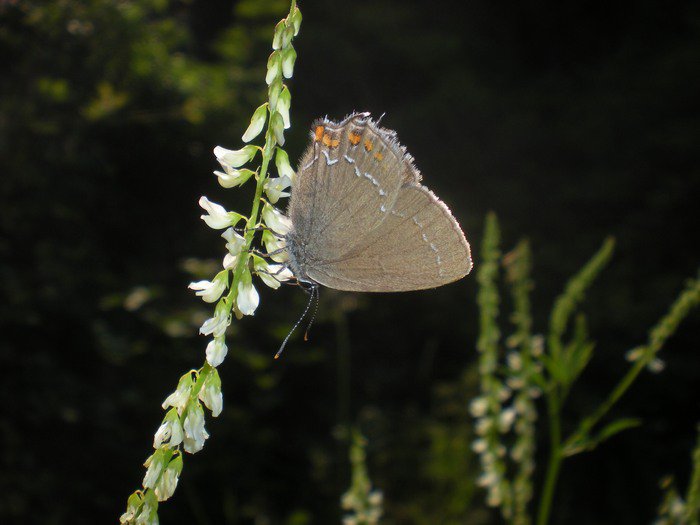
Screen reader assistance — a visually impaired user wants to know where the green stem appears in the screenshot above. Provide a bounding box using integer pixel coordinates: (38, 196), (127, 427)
(537, 388), (562, 525)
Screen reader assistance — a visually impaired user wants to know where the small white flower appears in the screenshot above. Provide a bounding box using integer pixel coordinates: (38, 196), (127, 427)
(254, 258), (293, 290)
(199, 369), (223, 417)
(499, 407), (517, 432)
(154, 455), (182, 501)
(153, 409), (184, 449)
(161, 373), (194, 413)
(143, 450), (166, 489)
(264, 175), (292, 204)
(475, 417), (492, 436)
(471, 438), (488, 454)
(263, 231), (288, 263)
(236, 271), (259, 316)
(241, 103), (268, 143)
(261, 204), (292, 235)
(183, 402), (209, 453)
(205, 338), (228, 368)
(199, 310), (230, 337)
(199, 196), (234, 229)
(221, 227), (245, 269)
(275, 147), (295, 182)
(135, 502), (158, 525)
(214, 166), (255, 188)
(281, 46), (296, 78)
(188, 271), (228, 303)
(507, 351), (523, 371)
(469, 396), (488, 417)
(277, 86), (291, 129)
(213, 144), (258, 168)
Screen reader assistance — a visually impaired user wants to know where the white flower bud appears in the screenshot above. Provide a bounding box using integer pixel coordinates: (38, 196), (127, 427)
(199, 196), (234, 230)
(290, 7), (302, 35)
(236, 271), (259, 316)
(275, 147), (295, 182)
(261, 204), (292, 235)
(270, 110), (285, 145)
(268, 80), (282, 111)
(199, 310), (230, 337)
(277, 86), (291, 129)
(272, 20), (285, 50)
(266, 51), (281, 85)
(281, 46), (296, 78)
(242, 103), (268, 143)
(205, 338), (228, 368)
(183, 402), (209, 453)
(213, 144), (257, 168)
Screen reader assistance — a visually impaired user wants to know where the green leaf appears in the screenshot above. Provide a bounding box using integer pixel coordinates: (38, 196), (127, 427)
(563, 417), (641, 457)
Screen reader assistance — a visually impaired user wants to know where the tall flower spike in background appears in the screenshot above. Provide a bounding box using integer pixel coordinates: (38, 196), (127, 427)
(119, 2), (301, 523)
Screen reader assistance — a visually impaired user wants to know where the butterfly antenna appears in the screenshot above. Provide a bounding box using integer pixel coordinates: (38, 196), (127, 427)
(275, 285), (317, 360)
(303, 286), (320, 341)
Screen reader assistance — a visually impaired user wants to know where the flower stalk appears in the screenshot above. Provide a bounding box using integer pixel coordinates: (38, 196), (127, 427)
(120, 2), (301, 523)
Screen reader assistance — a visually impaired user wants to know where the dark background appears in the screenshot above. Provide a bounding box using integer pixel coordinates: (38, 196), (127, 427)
(1, 0), (699, 523)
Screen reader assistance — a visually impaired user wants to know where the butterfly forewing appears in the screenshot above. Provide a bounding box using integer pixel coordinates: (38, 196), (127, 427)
(288, 114), (414, 263)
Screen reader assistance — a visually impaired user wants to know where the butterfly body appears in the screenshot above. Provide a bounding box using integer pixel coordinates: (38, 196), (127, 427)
(284, 112), (472, 292)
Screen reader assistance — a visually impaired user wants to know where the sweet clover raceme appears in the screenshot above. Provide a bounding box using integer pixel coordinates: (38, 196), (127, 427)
(119, 3), (302, 523)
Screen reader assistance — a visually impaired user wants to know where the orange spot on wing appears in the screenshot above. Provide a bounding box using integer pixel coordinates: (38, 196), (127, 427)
(314, 126), (325, 141)
(364, 139), (373, 152)
(330, 138), (340, 148)
(374, 151), (383, 161)
(348, 131), (361, 145)
(322, 133), (332, 146)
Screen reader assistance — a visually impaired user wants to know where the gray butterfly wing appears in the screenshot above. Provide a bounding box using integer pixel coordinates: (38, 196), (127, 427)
(306, 183), (472, 292)
(287, 113), (415, 262)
